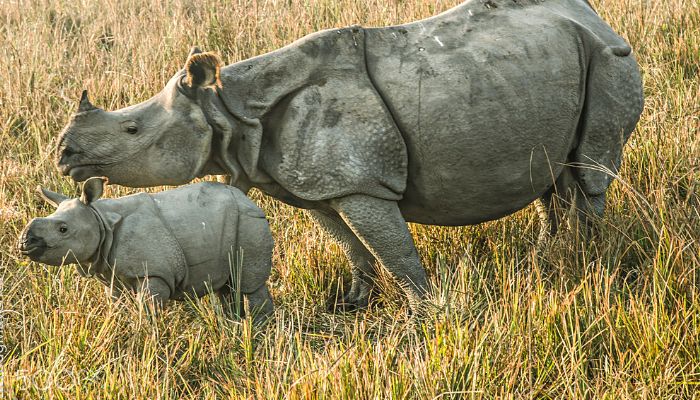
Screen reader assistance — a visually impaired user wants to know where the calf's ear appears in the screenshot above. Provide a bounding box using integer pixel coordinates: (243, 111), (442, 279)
(185, 51), (223, 89)
(81, 177), (107, 205)
(37, 187), (69, 208)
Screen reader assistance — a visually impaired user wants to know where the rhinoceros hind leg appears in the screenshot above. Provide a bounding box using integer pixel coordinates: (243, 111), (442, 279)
(538, 165), (608, 239)
(245, 284), (274, 324)
(575, 48), (642, 198)
(572, 186), (607, 235)
(330, 195), (428, 312)
(537, 166), (577, 245)
(308, 210), (377, 312)
(567, 47), (642, 236)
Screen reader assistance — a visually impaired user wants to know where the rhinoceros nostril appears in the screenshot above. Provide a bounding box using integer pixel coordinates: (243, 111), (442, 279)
(62, 146), (80, 159)
(58, 146), (82, 173)
(19, 232), (45, 249)
(19, 232), (48, 257)
(22, 234), (37, 246)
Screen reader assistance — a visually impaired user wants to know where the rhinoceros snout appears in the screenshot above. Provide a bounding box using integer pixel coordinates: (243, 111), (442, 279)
(18, 225), (47, 257)
(57, 146), (82, 176)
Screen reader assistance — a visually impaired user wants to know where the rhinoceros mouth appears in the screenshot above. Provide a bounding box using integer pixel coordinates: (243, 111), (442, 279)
(59, 162), (89, 175)
(63, 164), (106, 182)
(20, 245), (45, 256)
(19, 242), (55, 259)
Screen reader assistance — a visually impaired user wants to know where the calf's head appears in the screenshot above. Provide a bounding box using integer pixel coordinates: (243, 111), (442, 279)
(56, 49), (224, 187)
(18, 178), (118, 266)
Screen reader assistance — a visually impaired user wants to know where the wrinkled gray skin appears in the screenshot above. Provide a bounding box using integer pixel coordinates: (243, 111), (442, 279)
(18, 178), (274, 319)
(55, 0), (643, 312)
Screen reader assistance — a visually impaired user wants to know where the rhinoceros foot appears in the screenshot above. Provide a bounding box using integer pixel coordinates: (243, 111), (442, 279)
(326, 277), (376, 312)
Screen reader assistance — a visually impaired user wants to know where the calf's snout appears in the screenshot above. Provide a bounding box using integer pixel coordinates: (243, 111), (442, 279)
(18, 220), (47, 255)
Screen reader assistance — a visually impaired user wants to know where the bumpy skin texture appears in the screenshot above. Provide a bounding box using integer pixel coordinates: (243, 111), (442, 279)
(55, 0), (644, 311)
(19, 180), (274, 318)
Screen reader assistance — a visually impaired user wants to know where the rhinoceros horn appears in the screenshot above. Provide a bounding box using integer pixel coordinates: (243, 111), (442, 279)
(78, 90), (96, 112)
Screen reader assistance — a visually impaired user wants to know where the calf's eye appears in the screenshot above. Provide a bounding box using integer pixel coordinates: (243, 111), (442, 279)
(126, 126), (138, 134)
(59, 226), (68, 233)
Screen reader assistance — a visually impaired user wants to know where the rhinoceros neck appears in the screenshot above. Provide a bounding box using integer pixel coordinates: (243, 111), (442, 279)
(83, 203), (115, 278)
(194, 88), (254, 190)
(84, 196), (143, 278)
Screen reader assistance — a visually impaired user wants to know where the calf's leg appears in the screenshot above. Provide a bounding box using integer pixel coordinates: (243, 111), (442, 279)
(135, 276), (171, 313)
(217, 283), (245, 318)
(245, 284), (274, 324)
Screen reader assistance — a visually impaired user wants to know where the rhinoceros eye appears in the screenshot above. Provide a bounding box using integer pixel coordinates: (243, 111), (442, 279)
(121, 121), (139, 135)
(59, 225), (68, 234)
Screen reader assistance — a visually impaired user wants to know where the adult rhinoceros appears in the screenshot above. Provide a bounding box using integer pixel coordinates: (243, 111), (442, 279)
(56, 0), (643, 312)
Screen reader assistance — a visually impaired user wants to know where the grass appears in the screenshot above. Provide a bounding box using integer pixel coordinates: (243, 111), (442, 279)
(1, 0), (699, 398)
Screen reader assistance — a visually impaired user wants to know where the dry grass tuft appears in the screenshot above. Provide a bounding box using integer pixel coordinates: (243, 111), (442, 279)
(1, 0), (699, 398)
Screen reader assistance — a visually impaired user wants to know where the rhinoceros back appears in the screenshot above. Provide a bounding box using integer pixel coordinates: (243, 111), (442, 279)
(541, 0), (632, 56)
(363, 0), (639, 225)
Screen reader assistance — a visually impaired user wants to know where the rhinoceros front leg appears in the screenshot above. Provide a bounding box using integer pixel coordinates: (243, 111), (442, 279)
(329, 194), (428, 312)
(308, 210), (377, 311)
(538, 165), (607, 238)
(134, 276), (171, 313)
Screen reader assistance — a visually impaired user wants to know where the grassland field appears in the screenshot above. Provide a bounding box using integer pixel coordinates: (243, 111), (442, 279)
(1, 0), (699, 398)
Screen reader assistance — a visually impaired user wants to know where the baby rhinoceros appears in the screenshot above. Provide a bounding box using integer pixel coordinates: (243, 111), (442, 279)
(18, 177), (274, 319)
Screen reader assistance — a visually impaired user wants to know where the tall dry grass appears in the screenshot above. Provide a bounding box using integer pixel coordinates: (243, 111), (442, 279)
(1, 0), (699, 398)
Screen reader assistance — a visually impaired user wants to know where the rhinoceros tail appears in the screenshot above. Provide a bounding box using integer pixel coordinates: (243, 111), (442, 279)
(610, 44), (632, 57)
(566, 0), (633, 57)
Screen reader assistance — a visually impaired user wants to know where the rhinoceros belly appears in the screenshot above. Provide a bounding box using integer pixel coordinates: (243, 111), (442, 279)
(365, 3), (585, 225)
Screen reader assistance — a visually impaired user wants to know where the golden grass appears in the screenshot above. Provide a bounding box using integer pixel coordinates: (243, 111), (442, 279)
(1, 0), (699, 398)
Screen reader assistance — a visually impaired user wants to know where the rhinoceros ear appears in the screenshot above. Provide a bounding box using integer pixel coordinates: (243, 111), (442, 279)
(80, 177), (107, 205)
(185, 51), (223, 88)
(37, 187), (69, 208)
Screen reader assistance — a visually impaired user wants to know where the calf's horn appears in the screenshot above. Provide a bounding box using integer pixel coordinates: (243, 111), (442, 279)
(78, 90), (96, 112)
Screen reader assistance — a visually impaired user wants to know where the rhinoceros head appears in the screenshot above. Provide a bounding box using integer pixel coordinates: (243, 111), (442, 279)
(56, 48), (224, 187)
(18, 177), (119, 266)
